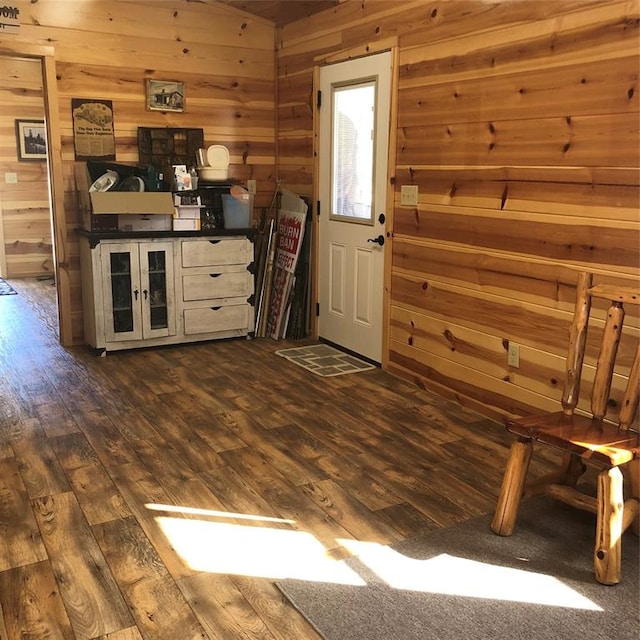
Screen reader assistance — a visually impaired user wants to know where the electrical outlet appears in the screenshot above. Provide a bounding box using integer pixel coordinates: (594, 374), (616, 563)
(5, 172), (18, 184)
(507, 342), (520, 368)
(247, 179), (256, 195)
(400, 185), (418, 206)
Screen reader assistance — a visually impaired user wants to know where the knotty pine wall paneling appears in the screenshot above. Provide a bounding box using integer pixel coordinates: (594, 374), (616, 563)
(6, 0), (277, 344)
(277, 0), (640, 420)
(0, 55), (52, 278)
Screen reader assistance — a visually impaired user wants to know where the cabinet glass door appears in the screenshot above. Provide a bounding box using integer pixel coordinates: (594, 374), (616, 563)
(109, 252), (135, 333)
(101, 243), (143, 343)
(148, 250), (168, 329)
(140, 242), (175, 339)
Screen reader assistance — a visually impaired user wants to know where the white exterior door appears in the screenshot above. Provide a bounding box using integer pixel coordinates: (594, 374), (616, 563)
(318, 51), (391, 363)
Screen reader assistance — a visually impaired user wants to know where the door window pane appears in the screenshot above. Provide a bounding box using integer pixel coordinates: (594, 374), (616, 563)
(332, 81), (375, 221)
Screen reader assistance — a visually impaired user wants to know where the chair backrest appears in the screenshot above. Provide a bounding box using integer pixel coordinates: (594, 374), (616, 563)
(561, 272), (640, 430)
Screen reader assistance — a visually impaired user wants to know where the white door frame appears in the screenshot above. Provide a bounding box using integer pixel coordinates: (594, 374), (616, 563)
(311, 45), (399, 368)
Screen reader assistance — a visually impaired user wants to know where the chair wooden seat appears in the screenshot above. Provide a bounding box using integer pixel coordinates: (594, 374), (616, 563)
(507, 413), (640, 467)
(492, 272), (640, 585)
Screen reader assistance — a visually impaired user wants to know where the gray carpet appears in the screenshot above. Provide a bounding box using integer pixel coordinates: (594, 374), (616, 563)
(0, 278), (17, 295)
(277, 497), (639, 640)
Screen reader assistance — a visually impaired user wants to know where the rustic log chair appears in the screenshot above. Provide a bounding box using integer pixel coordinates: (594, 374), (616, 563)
(491, 272), (640, 585)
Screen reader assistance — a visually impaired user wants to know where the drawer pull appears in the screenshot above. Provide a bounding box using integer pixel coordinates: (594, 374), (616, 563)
(210, 306), (222, 311)
(208, 240), (221, 245)
(209, 273), (222, 278)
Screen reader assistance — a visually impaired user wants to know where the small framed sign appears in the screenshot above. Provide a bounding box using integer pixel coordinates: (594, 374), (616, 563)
(146, 80), (185, 113)
(15, 119), (47, 161)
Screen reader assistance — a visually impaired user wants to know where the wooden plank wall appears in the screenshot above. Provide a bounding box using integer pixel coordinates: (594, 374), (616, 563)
(0, 55), (53, 278)
(5, 0), (276, 343)
(277, 0), (640, 419)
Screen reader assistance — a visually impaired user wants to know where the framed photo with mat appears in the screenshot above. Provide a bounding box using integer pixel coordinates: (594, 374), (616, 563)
(146, 80), (185, 113)
(15, 119), (47, 161)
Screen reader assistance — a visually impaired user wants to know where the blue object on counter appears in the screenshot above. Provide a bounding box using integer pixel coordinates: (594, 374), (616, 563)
(222, 194), (251, 229)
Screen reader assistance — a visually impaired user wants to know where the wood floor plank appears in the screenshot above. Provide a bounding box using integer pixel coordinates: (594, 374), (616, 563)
(62, 463), (132, 526)
(272, 424), (404, 511)
(137, 404), (227, 475)
(73, 409), (140, 469)
(374, 501), (441, 538)
(92, 516), (209, 640)
(94, 627), (144, 639)
(0, 457), (48, 571)
(0, 600), (8, 640)
(0, 560), (74, 640)
(353, 453), (471, 527)
(34, 401), (81, 438)
(231, 575), (323, 640)
(199, 462), (287, 525)
(300, 478), (403, 545)
(12, 433), (71, 500)
(223, 410), (328, 486)
(108, 461), (197, 580)
(156, 473), (247, 524)
(178, 572), (277, 640)
(31, 492), (133, 640)
(219, 447), (356, 553)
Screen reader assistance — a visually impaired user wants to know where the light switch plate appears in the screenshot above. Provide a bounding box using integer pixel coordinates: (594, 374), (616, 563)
(5, 172), (18, 184)
(400, 185), (418, 206)
(247, 179), (256, 195)
(507, 342), (520, 368)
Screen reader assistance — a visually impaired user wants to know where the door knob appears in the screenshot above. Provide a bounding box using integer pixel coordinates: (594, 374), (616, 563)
(367, 235), (385, 246)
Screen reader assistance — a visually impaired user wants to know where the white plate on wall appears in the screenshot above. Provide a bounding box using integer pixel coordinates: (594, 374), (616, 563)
(89, 170), (119, 192)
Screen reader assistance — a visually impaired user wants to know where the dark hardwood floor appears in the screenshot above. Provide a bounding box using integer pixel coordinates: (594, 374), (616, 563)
(0, 278), (558, 640)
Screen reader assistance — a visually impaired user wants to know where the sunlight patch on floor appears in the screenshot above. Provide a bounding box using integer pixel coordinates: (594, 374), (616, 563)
(156, 516), (365, 585)
(339, 539), (602, 611)
(145, 502), (295, 524)
(150, 504), (602, 611)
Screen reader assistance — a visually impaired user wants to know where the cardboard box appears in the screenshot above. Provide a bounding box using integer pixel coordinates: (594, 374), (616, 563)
(89, 191), (175, 215)
(118, 214), (172, 232)
(87, 213), (118, 232)
(173, 218), (201, 231)
(174, 194), (201, 206)
(174, 205), (202, 219)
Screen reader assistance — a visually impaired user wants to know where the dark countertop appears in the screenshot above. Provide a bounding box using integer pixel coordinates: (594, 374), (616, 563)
(76, 228), (256, 244)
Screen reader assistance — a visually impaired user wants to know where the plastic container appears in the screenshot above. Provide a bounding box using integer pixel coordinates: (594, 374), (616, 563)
(198, 166), (228, 181)
(222, 193), (252, 229)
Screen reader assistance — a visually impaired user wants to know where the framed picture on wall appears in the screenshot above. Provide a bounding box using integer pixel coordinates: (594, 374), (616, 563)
(15, 119), (47, 161)
(146, 80), (185, 113)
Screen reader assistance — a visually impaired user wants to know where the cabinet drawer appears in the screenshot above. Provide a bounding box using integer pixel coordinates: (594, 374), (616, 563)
(182, 238), (250, 267)
(183, 304), (249, 335)
(182, 272), (252, 301)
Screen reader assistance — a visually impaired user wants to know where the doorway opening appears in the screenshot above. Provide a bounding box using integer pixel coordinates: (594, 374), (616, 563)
(0, 47), (66, 344)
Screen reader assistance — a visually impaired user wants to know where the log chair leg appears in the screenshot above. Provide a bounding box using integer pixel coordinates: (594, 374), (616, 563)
(627, 459), (640, 536)
(561, 452), (587, 486)
(594, 466), (624, 585)
(491, 438), (533, 536)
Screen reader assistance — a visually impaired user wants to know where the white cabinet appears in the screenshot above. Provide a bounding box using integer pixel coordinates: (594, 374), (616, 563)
(79, 234), (254, 352)
(177, 237), (254, 339)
